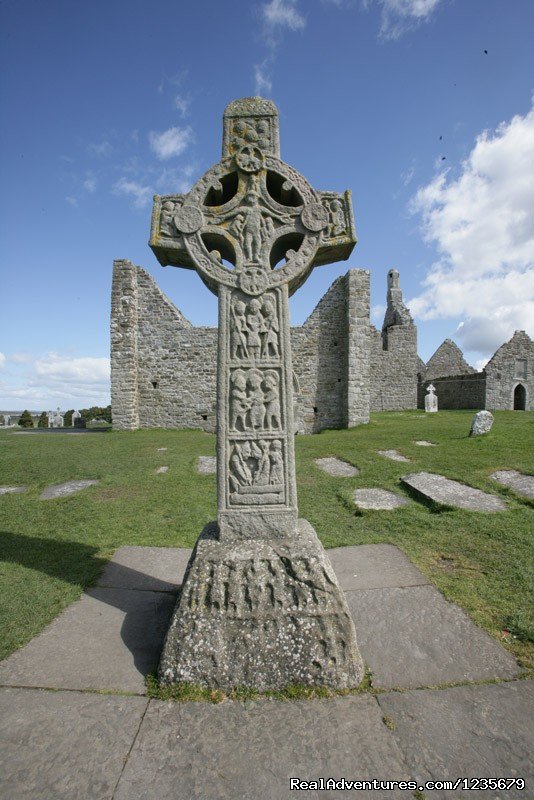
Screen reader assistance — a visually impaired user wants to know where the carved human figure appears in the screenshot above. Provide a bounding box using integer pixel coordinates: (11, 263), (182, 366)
(229, 441), (253, 491)
(263, 370), (281, 430)
(246, 299), (263, 359)
(230, 300), (249, 360)
(254, 439), (271, 485)
(329, 198), (346, 237)
(230, 370), (250, 431)
(160, 201), (176, 237)
(269, 441), (284, 485)
(261, 297), (280, 358)
(247, 369), (265, 430)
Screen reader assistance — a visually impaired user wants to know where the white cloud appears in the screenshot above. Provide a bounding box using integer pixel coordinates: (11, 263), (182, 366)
(65, 196), (78, 207)
(254, 61), (273, 95)
(112, 178), (153, 209)
(408, 103), (534, 356)
(174, 95), (190, 117)
(83, 174), (97, 193)
(149, 126), (193, 160)
(88, 140), (113, 157)
(364, 0), (441, 39)
(371, 304), (386, 324)
(0, 353), (5, 369)
(262, 0), (306, 31)
(155, 166), (196, 195)
(10, 352), (32, 364)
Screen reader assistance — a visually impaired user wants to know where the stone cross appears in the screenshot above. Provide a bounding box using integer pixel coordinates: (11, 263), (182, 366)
(425, 383), (438, 413)
(150, 98), (363, 690)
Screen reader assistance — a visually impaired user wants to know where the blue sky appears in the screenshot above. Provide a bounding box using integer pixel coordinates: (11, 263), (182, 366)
(1, 0), (533, 410)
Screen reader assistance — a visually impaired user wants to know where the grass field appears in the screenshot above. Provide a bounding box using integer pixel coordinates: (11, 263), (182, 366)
(1, 410), (533, 675)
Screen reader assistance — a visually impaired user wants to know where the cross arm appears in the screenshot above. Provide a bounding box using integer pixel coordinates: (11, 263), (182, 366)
(312, 190), (357, 267)
(149, 194), (197, 270)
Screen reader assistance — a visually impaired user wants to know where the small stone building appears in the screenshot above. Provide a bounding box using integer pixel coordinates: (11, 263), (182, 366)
(111, 261), (419, 431)
(418, 330), (533, 411)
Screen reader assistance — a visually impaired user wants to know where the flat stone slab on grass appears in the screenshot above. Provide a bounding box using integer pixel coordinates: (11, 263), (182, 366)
(401, 471), (507, 512)
(155, 466), (169, 474)
(157, 447), (167, 451)
(378, 682), (534, 798)
(378, 449), (410, 462)
(315, 456), (359, 477)
(40, 479), (99, 500)
(114, 695), (409, 800)
(353, 488), (410, 510)
(491, 469), (534, 499)
(0, 687), (148, 800)
(414, 440), (436, 446)
(346, 584), (520, 689)
(327, 543), (429, 591)
(0, 486), (27, 495)
(97, 545), (192, 592)
(0, 587), (175, 694)
(197, 455), (216, 474)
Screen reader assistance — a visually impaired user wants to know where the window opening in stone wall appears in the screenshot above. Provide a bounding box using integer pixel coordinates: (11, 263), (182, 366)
(201, 414), (207, 421)
(151, 381), (159, 389)
(513, 383), (527, 411)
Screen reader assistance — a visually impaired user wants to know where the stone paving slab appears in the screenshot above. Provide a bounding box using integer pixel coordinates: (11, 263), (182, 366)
(40, 479), (99, 500)
(197, 455), (216, 473)
(378, 682), (534, 799)
(155, 465), (169, 473)
(0, 687), (148, 800)
(0, 588), (175, 693)
(0, 486), (27, 494)
(315, 456), (359, 477)
(402, 471), (507, 512)
(97, 545), (192, 592)
(414, 440), (436, 446)
(114, 694), (409, 800)
(345, 585), (520, 689)
(353, 487), (410, 510)
(327, 543), (429, 591)
(491, 469), (534, 499)
(378, 449), (410, 462)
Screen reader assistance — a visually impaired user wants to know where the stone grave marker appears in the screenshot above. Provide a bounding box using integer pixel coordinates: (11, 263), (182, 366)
(469, 410), (494, 436)
(424, 383), (438, 413)
(149, 97), (364, 690)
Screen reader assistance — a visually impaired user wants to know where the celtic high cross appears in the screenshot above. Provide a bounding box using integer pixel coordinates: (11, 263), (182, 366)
(150, 98), (363, 690)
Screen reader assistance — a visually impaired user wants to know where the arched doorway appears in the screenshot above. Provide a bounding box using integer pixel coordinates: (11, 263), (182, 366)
(513, 383), (527, 410)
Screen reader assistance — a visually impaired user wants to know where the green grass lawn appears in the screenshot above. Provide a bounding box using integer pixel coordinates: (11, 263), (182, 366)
(1, 410), (533, 674)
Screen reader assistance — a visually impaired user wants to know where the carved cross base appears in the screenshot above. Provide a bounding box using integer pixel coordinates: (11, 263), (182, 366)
(158, 520), (364, 690)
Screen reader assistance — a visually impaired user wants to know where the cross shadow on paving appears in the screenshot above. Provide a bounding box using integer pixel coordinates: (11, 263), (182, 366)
(0, 532), (187, 692)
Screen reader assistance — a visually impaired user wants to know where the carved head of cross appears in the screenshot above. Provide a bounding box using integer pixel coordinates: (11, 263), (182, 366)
(150, 97), (356, 297)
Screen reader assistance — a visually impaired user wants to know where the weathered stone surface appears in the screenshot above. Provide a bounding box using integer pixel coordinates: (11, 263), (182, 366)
(157, 446), (167, 451)
(0, 588), (175, 693)
(378, 449), (410, 462)
(0, 485), (27, 494)
(378, 682), (534, 798)
(346, 585), (520, 689)
(314, 456), (359, 476)
(424, 382), (438, 412)
(159, 520), (364, 690)
(197, 455), (216, 473)
(401, 471), (506, 512)
(155, 465), (169, 473)
(40, 479), (99, 500)
(149, 97), (363, 689)
(353, 488), (409, 510)
(469, 409), (494, 436)
(0, 688), (148, 800)
(414, 440), (435, 446)
(328, 543), (428, 591)
(97, 545), (192, 592)
(490, 469), (534, 499)
(115, 695), (409, 800)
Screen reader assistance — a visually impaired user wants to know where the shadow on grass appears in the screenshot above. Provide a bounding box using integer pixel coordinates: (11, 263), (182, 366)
(0, 531), (181, 678)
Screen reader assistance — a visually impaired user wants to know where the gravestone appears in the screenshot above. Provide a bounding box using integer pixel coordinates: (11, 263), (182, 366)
(150, 97), (364, 690)
(469, 410), (494, 437)
(424, 383), (438, 413)
(48, 407), (64, 428)
(72, 410), (82, 427)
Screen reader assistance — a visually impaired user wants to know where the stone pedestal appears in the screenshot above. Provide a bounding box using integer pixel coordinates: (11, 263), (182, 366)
(159, 520), (363, 690)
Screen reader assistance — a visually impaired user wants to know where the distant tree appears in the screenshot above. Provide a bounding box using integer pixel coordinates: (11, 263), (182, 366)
(38, 412), (48, 428)
(18, 410), (34, 428)
(80, 405), (112, 423)
(63, 409), (75, 427)
(0, 414), (4, 426)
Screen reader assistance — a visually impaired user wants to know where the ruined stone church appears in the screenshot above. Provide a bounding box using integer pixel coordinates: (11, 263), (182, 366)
(110, 261), (532, 430)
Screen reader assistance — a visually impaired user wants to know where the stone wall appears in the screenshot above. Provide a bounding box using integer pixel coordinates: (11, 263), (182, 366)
(111, 262), (371, 433)
(418, 373), (486, 410)
(422, 339), (476, 382)
(485, 330), (533, 410)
